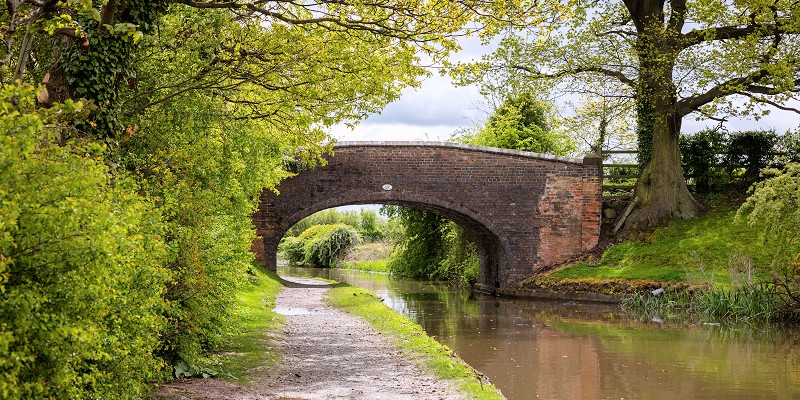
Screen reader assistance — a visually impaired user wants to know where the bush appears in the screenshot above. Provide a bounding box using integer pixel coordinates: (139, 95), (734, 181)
(0, 85), (169, 399)
(279, 224), (361, 267)
(383, 207), (447, 278)
(438, 222), (480, 286)
(681, 129), (783, 193)
(278, 236), (306, 265)
(680, 129), (728, 193)
(738, 163), (800, 316)
(726, 130), (779, 186)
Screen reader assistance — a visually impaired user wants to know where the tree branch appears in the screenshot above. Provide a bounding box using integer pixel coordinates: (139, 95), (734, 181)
(736, 91), (800, 114)
(512, 64), (637, 89)
(667, 0), (687, 33)
(682, 20), (800, 49)
(677, 69), (770, 116)
(169, 0), (238, 9)
(746, 78), (800, 94)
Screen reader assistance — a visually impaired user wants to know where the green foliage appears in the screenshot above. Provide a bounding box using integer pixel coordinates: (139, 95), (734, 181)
(120, 89), (289, 366)
(279, 224), (361, 268)
(325, 286), (504, 400)
(725, 130), (779, 184)
(738, 163), (800, 313)
(383, 206), (447, 279)
(58, 0), (166, 139)
(358, 210), (385, 241)
(438, 222), (480, 286)
(455, 92), (575, 155)
(680, 129), (729, 193)
(681, 129), (790, 194)
(0, 85), (169, 399)
(286, 208), (386, 241)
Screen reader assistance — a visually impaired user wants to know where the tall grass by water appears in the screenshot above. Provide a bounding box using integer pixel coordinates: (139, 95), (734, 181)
(622, 285), (780, 323)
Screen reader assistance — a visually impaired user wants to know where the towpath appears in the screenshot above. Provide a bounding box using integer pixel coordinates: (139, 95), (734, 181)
(160, 278), (464, 400)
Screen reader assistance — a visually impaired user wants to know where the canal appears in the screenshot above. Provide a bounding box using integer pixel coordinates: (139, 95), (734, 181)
(279, 266), (800, 399)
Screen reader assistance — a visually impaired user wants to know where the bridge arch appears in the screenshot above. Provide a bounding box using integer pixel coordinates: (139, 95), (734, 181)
(269, 194), (511, 287)
(252, 142), (602, 289)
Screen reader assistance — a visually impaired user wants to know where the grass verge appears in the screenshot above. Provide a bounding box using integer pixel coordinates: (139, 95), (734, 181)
(335, 259), (390, 273)
(201, 267), (285, 382)
(325, 285), (504, 400)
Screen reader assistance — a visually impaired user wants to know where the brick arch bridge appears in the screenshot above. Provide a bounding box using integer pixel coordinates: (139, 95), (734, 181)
(252, 142), (602, 290)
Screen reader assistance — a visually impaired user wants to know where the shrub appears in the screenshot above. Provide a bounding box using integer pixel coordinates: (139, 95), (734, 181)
(680, 129), (728, 193)
(279, 224), (361, 267)
(305, 224), (362, 267)
(120, 91), (289, 368)
(680, 129), (783, 193)
(725, 130), (778, 186)
(0, 85), (169, 399)
(438, 222), (480, 286)
(738, 163), (800, 316)
(383, 207), (447, 278)
(278, 236), (306, 265)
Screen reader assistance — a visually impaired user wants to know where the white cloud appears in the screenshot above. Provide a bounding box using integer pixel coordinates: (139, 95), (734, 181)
(331, 75), (487, 142)
(331, 36), (492, 142)
(331, 122), (464, 142)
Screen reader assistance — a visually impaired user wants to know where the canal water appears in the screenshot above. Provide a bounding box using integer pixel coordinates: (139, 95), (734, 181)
(279, 266), (800, 400)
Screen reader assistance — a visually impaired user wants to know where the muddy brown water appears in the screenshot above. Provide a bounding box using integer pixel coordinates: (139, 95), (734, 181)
(279, 266), (800, 400)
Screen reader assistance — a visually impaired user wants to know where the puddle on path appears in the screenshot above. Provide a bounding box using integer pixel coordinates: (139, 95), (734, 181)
(274, 307), (312, 316)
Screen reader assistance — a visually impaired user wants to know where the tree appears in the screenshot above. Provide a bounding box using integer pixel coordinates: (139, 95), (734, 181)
(1, 1), (531, 396)
(1, 0), (521, 149)
(456, 92), (576, 154)
(738, 163), (800, 314)
(454, 0), (800, 227)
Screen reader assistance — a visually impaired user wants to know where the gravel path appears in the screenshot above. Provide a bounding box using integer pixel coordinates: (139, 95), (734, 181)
(160, 280), (464, 400)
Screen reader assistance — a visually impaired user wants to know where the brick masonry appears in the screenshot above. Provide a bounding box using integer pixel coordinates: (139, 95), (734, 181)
(252, 141), (602, 289)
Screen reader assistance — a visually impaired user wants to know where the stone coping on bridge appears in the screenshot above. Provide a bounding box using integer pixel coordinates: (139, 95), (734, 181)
(333, 141), (597, 165)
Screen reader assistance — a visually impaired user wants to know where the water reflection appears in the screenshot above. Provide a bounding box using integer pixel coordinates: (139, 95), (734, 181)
(279, 266), (800, 400)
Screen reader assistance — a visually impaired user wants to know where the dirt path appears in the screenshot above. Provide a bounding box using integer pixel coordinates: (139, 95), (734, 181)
(160, 279), (464, 400)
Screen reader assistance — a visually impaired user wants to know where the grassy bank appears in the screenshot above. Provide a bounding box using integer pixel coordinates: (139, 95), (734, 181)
(336, 240), (393, 273)
(325, 285), (504, 400)
(336, 259), (390, 272)
(535, 210), (772, 289)
(524, 208), (797, 322)
(193, 267), (285, 381)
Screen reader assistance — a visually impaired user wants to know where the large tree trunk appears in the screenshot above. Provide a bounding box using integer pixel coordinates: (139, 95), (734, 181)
(627, 102), (701, 228)
(625, 1), (702, 228)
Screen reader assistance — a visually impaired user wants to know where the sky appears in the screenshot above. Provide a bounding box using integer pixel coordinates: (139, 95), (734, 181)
(329, 36), (491, 143)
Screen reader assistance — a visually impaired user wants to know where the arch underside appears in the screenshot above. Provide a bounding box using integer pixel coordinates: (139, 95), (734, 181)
(263, 195), (513, 288)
